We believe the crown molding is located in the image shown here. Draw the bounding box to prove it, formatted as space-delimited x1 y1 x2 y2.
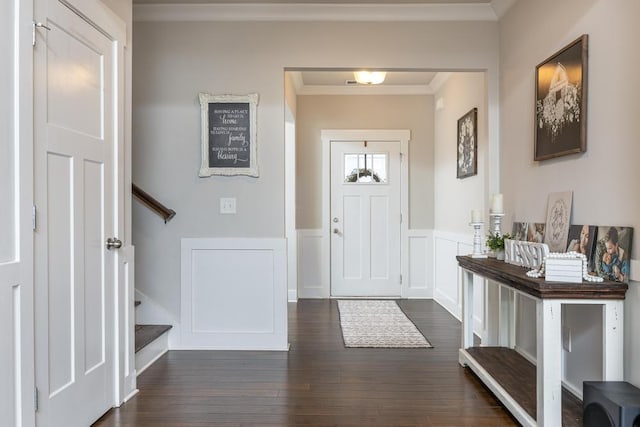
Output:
490 0 518 19
134 3 502 22
428 72 452 93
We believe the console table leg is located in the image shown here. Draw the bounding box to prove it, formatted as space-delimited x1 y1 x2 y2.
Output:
602 300 624 380
461 269 474 351
536 299 562 426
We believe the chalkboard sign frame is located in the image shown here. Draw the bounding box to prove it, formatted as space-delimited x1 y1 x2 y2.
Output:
198 93 259 177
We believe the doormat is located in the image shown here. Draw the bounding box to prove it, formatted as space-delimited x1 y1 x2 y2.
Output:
337 300 432 348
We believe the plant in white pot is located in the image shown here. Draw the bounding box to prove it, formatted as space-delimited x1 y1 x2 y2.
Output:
486 232 512 260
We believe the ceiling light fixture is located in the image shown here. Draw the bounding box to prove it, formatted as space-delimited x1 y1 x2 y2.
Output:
353 71 386 85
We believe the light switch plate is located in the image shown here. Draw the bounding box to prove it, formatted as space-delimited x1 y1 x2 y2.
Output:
220 197 236 214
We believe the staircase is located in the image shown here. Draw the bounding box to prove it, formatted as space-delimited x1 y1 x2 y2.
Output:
135 300 172 374
132 184 175 374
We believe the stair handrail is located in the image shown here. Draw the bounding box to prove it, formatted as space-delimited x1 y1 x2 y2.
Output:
132 183 176 223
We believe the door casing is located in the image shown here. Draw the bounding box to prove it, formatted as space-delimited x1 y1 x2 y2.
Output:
321 129 410 299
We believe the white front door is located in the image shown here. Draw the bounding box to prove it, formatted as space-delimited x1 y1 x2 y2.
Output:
34 1 118 425
330 141 402 297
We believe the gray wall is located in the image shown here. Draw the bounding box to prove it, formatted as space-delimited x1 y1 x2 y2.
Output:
295 94 434 230
132 20 499 316
500 0 640 389
433 72 486 234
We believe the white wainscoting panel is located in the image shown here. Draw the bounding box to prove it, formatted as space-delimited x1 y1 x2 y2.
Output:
297 230 328 298
433 230 485 338
180 238 288 350
298 229 433 299
404 229 433 298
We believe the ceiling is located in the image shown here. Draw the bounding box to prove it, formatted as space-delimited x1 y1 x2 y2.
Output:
300 71 438 86
290 70 460 96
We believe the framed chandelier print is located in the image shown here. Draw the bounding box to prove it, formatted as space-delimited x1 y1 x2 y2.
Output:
534 35 588 161
457 107 477 179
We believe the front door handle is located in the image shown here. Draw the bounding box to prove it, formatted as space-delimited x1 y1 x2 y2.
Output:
106 237 122 250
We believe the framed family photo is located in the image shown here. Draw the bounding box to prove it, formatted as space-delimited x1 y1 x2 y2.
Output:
456 107 477 179
534 35 588 161
199 93 259 177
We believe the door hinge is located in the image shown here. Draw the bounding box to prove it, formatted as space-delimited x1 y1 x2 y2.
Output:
32 21 51 47
32 205 37 231
34 387 39 412
400 213 403 224
400 274 403 285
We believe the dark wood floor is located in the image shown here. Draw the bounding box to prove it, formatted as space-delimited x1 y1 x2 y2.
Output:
467 347 582 426
95 299 519 426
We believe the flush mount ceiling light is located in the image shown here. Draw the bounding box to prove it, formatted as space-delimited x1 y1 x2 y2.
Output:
353 71 387 85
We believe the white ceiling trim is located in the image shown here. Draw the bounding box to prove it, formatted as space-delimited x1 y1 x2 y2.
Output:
490 0 517 19
428 72 452 93
133 3 501 22
297 84 434 96
289 71 304 94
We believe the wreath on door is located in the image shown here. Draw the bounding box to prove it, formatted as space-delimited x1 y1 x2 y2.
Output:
346 168 381 183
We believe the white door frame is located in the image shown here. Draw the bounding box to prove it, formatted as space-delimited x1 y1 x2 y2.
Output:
321 129 410 298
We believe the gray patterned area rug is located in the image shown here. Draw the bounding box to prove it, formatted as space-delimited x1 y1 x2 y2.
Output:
337 300 432 348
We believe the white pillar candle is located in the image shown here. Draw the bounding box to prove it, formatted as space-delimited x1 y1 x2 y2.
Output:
491 193 504 214
471 209 482 223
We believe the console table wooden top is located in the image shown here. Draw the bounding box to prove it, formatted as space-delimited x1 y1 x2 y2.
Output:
456 255 628 300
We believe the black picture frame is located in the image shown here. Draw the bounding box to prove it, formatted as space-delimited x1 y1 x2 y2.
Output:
534 35 588 161
456 107 478 179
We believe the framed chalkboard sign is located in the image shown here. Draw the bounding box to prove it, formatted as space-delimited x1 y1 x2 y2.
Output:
199 93 259 177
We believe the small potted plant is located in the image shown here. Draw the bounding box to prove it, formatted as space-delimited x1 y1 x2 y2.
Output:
486 232 512 260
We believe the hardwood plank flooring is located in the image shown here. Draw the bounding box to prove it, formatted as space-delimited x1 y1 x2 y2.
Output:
467 347 583 426
95 300 520 426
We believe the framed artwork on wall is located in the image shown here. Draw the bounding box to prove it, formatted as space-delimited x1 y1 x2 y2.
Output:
534 35 588 161
456 107 477 179
199 93 259 177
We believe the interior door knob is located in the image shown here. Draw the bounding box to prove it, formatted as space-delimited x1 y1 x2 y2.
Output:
106 237 122 250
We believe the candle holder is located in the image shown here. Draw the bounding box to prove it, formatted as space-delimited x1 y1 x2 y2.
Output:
469 222 487 258
489 212 505 237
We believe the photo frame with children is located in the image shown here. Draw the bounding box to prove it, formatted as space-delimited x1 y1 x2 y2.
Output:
592 226 633 283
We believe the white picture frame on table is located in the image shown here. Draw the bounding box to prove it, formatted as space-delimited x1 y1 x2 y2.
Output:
544 191 573 252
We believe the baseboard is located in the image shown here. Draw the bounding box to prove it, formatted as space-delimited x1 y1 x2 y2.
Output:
434 288 461 321
562 379 583 400
288 289 298 302
514 345 537 365
122 388 139 403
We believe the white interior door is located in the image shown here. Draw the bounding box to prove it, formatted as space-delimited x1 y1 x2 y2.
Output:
34 1 118 425
330 141 401 297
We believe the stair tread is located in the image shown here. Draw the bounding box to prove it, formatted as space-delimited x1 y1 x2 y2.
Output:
135 324 172 353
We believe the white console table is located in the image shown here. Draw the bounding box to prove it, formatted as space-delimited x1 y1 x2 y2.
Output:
456 256 627 427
